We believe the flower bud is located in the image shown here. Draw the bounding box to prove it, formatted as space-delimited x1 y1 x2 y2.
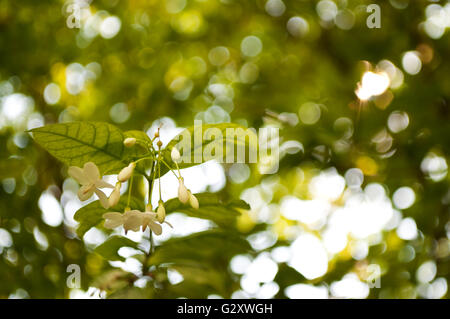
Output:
171 147 181 163
177 178 189 204
123 137 136 147
118 162 136 182
156 200 166 223
157 140 163 148
145 203 153 212
188 191 199 209
108 182 121 207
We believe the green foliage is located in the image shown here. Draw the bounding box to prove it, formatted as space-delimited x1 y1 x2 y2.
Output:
148 229 251 266
27 119 253 298
164 193 249 227
31 122 137 175
1 0 449 300
160 123 258 176
94 236 139 261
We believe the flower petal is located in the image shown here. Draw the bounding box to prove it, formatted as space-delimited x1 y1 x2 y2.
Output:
108 185 121 208
94 188 109 209
68 166 89 185
103 212 123 229
95 180 115 189
83 162 100 183
78 184 94 201
123 211 143 232
149 221 162 235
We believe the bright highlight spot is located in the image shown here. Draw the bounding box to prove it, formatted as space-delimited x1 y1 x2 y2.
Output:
43 83 61 105
402 51 422 75
100 16 121 39
289 233 328 280
355 71 390 101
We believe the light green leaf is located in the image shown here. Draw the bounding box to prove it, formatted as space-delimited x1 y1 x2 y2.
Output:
94 236 139 261
30 122 148 175
163 193 250 227
74 196 144 238
160 123 258 176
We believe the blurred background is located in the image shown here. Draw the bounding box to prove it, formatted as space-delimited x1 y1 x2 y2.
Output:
0 0 449 299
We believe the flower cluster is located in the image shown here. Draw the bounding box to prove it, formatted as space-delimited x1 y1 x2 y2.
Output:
68 133 199 236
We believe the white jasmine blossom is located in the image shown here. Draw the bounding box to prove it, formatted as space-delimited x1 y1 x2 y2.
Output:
68 162 114 208
122 210 143 234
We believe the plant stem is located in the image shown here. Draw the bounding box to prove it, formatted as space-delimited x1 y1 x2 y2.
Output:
127 174 133 207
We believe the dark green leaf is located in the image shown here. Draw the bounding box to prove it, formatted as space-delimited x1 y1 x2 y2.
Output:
94 236 139 261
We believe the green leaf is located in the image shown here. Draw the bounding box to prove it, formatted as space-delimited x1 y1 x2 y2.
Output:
160 123 258 176
148 229 251 266
164 193 250 227
94 236 139 261
30 122 148 175
74 196 144 238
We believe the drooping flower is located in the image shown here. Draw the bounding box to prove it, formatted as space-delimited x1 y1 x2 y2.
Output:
68 162 114 208
188 191 199 209
108 182 121 207
177 177 189 204
156 200 166 223
122 210 143 234
118 162 136 183
103 210 144 234
123 137 136 147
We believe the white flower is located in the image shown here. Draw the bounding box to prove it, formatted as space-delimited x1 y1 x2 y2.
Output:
156 200 166 223
118 162 136 182
178 177 189 204
123 137 136 147
122 210 143 233
102 205 172 235
171 147 181 163
68 162 114 208
188 191 199 209
103 210 143 234
108 182 121 207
